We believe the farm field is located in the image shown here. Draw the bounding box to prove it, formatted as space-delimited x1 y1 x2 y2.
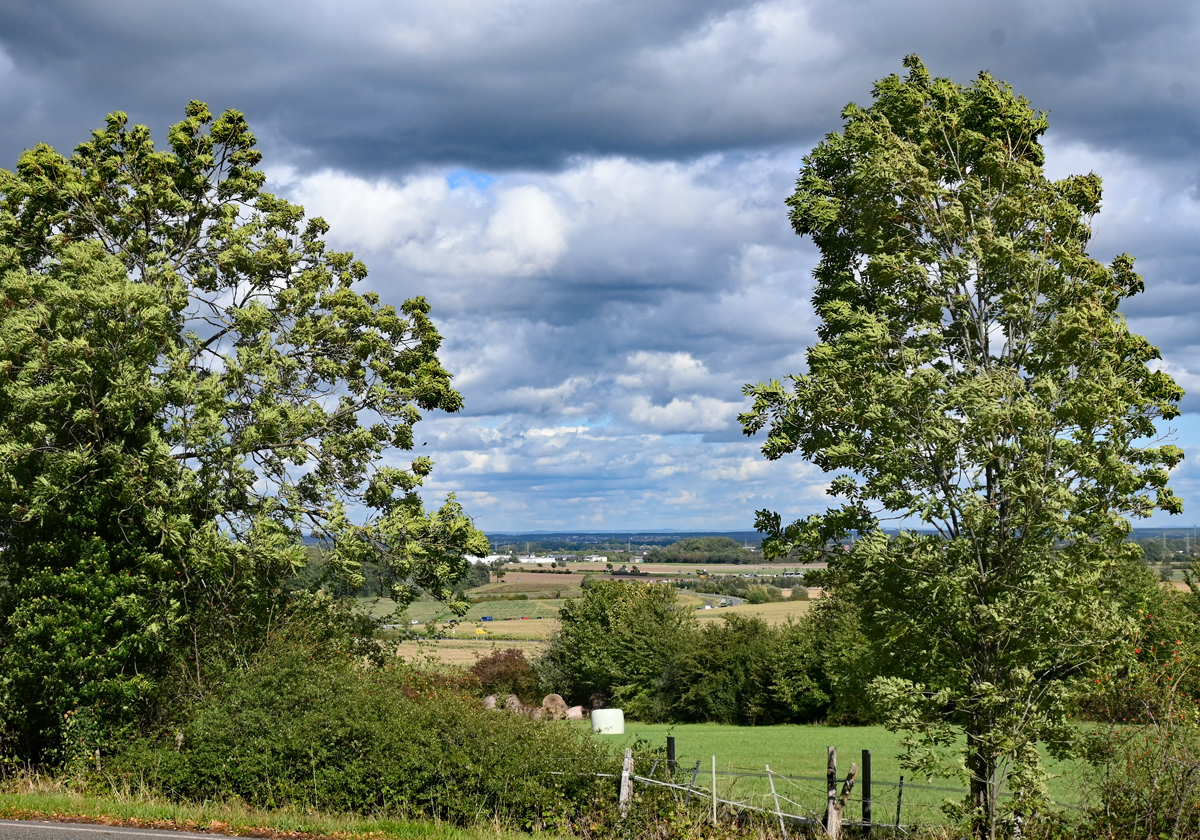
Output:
390 638 548 665
367 595 813 641
556 562 824 576
360 596 568 624
588 722 1085 824
695 600 812 625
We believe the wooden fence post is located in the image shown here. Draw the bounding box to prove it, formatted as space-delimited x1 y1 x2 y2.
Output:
667 735 676 772
826 747 837 838
685 759 700 806
896 776 905 830
825 747 859 840
862 749 872 837
619 748 633 815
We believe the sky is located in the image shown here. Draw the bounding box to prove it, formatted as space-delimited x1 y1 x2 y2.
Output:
2 0 1200 532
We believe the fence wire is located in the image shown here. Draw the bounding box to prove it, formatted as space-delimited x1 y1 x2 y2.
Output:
563 751 1083 833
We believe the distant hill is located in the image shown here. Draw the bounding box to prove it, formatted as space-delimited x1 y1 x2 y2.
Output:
485 530 762 552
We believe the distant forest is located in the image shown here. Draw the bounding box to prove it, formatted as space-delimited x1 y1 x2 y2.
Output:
486 530 763 553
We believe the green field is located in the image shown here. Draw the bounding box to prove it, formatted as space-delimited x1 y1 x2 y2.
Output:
587 723 1086 825
360 596 567 624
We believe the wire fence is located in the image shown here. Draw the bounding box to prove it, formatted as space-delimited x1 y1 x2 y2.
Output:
555 748 1084 835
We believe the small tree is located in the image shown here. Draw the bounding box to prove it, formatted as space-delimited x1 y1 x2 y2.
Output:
742 57 1183 838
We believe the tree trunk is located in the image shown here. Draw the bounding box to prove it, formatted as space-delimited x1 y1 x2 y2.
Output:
967 729 998 840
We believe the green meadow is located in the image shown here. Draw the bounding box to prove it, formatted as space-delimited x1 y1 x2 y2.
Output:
588 722 1087 825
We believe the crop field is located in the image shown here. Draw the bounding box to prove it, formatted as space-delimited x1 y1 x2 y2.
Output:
473 578 583 596
366 594 813 641
390 638 548 665
554 561 824 575
695 600 812 625
587 722 1086 824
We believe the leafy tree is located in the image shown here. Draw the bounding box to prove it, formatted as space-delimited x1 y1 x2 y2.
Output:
645 536 754 564
742 57 1183 838
660 613 777 725
539 580 695 717
0 104 486 759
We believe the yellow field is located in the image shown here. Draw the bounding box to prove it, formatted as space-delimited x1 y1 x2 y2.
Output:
695 599 812 625
391 637 548 666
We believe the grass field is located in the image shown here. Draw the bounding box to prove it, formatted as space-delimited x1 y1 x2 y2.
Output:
587 722 1086 824
361 596 567 624
0 789 545 840
391 638 548 665
695 600 812 625
363 591 812 637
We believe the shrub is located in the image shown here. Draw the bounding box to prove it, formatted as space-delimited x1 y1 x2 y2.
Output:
1079 602 1200 838
113 643 612 828
470 648 541 703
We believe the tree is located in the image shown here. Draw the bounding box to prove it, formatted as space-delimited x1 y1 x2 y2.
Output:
540 580 695 717
741 57 1183 838
0 104 487 759
644 536 755 564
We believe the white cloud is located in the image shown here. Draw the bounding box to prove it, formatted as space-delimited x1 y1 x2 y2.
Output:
628 395 744 432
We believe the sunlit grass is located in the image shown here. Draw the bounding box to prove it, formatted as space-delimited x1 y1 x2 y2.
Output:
0 776 558 840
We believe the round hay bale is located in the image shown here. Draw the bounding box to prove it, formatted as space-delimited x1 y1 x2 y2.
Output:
542 693 569 719
566 705 584 720
529 706 544 721
504 694 522 712
483 694 498 710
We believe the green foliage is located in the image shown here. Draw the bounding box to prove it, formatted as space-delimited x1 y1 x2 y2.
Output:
742 56 1183 837
113 641 610 828
0 104 486 761
540 583 869 725
469 648 541 704
644 537 755 564
675 574 807 600
659 614 777 724
539 581 695 715
1079 595 1200 838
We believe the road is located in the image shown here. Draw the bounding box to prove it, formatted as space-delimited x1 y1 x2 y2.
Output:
0 822 233 840
691 592 744 606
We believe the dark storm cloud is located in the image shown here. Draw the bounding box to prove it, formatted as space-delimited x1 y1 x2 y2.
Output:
4 0 1197 177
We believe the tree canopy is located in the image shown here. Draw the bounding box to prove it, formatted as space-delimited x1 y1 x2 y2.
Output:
644 536 755 564
0 103 487 759
741 57 1182 838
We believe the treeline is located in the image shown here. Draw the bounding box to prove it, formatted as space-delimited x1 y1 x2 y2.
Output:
537 580 870 725
645 536 757 564
675 574 809 602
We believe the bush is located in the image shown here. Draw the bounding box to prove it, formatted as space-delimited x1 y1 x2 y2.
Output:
1079 600 1200 838
113 642 612 828
470 648 541 703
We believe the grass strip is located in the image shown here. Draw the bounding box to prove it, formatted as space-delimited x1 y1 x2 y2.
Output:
0 789 552 840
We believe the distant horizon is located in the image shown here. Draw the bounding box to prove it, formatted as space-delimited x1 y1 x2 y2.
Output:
483 527 1200 538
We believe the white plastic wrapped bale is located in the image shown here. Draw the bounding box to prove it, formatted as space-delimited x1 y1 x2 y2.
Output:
591 708 624 734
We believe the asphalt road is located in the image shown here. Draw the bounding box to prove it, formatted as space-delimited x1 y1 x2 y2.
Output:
0 822 232 840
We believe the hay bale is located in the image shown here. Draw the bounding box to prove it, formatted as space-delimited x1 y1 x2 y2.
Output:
542 693 569 719
566 705 584 720
504 694 522 712
483 694 498 710
529 706 544 721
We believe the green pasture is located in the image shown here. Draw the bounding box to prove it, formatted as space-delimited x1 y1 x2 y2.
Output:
360 596 568 624
588 723 1086 825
